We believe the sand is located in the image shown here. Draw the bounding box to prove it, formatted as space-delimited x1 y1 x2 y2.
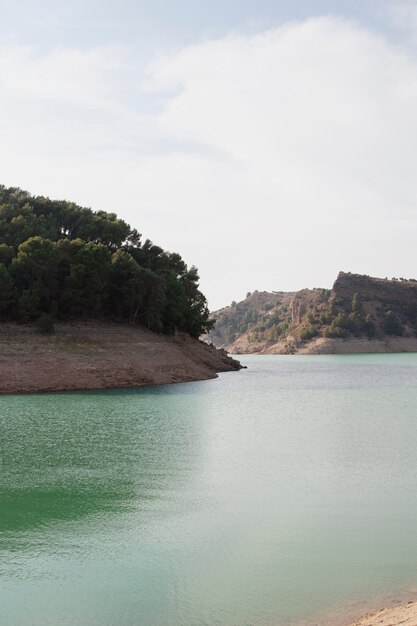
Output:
0 321 241 394
350 602 417 625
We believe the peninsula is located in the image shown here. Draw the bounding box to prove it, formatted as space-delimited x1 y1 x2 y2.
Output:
0 185 240 393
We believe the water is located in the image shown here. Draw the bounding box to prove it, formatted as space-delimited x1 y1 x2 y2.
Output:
2 354 417 625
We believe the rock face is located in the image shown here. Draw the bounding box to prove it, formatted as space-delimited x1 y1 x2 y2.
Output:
209 272 417 354
0 322 242 394
331 271 417 306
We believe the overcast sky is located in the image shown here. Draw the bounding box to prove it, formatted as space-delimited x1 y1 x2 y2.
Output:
1 1 417 310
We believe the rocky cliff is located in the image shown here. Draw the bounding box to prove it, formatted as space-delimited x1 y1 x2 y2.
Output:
209 272 417 354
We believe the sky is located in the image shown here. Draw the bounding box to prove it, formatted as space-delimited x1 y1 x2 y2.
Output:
1 1 417 310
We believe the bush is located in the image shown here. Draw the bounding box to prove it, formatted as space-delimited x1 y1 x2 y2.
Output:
300 325 318 341
364 314 376 338
324 323 348 338
383 311 403 336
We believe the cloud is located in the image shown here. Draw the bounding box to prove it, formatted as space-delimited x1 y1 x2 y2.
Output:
388 2 417 38
0 45 127 110
2 16 417 308
147 18 417 210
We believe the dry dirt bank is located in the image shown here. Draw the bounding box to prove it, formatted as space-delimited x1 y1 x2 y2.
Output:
0 322 241 394
229 336 417 355
298 336 417 354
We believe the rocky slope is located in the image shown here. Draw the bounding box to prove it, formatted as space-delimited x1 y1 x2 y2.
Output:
209 272 417 354
0 322 241 394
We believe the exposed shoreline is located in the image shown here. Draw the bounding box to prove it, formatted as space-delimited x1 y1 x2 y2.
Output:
349 601 417 625
0 322 241 395
293 589 417 626
228 336 417 355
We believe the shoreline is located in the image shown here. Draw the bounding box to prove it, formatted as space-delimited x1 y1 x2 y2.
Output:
0 374 227 397
292 588 417 626
0 321 241 395
225 336 417 355
350 601 417 625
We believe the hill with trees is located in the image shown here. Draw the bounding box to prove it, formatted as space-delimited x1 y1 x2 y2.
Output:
0 184 243 393
209 272 417 354
0 185 213 338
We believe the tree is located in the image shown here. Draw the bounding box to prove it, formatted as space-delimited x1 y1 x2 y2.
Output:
61 243 112 316
0 264 14 320
0 184 214 338
383 310 403 336
12 237 60 317
351 292 362 314
0 244 15 265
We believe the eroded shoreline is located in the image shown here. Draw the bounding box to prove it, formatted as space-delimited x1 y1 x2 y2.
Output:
0 322 241 394
229 336 417 355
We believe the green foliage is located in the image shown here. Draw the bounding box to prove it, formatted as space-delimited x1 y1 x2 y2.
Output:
0 244 14 264
351 292 362 314
364 314 376 337
325 315 349 338
0 185 212 337
300 325 318 341
383 310 403 336
0 263 14 319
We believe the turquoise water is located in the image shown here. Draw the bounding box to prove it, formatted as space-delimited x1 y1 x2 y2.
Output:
2 354 417 625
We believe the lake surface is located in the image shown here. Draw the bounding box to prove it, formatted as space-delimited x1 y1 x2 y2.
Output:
2 354 417 625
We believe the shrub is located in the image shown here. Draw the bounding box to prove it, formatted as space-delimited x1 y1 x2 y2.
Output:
383 310 403 336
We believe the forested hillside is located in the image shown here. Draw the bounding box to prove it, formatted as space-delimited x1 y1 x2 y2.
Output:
0 185 212 338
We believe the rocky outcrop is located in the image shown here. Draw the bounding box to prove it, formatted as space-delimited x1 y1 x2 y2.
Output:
331 271 417 309
209 272 417 354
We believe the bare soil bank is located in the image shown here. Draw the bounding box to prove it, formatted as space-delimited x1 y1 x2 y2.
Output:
0 322 241 394
230 336 417 355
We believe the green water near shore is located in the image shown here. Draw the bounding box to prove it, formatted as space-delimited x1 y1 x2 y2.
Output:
2 354 417 625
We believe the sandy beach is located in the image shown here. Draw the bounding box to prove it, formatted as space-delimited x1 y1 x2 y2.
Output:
350 601 417 625
292 590 417 626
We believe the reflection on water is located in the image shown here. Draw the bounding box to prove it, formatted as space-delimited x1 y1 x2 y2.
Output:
1 355 417 625
1 389 200 534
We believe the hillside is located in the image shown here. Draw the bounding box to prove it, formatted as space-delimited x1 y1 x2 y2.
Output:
209 272 417 354
0 185 213 337
0 185 241 391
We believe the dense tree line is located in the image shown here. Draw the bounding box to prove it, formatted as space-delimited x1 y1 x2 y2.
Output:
0 185 213 337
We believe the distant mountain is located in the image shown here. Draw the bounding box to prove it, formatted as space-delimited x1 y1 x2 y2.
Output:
209 272 417 354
